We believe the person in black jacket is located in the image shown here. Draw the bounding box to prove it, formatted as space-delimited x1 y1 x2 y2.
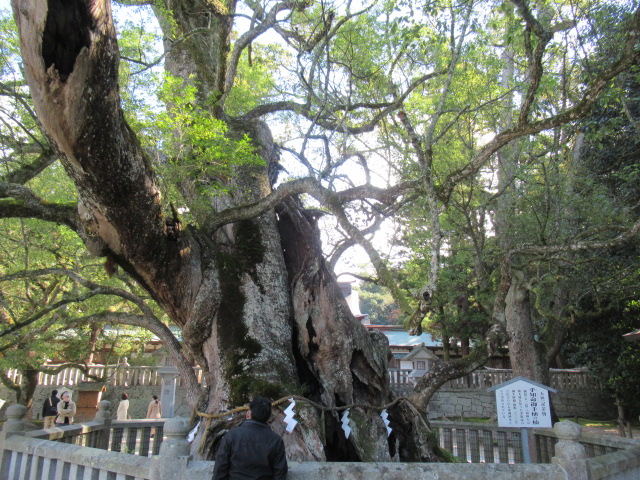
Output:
213 397 287 480
42 390 60 429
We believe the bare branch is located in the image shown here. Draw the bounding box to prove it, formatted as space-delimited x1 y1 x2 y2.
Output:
239 72 444 133
222 0 310 103
0 183 78 230
508 217 640 258
204 177 419 233
0 151 59 185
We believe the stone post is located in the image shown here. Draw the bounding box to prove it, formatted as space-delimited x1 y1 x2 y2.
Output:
158 365 180 418
93 400 112 450
0 404 27 441
0 404 28 474
150 417 192 480
551 420 589 480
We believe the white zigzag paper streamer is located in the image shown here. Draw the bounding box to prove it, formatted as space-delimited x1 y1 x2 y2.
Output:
341 409 351 439
283 398 298 433
187 421 200 443
380 409 392 437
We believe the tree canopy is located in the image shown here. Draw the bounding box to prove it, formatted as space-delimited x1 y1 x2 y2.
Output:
1 0 639 461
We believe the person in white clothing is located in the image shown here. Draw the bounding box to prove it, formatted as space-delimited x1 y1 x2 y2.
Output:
117 392 130 420
56 391 76 425
146 395 162 419
147 394 162 437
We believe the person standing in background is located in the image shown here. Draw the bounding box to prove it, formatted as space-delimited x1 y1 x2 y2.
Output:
56 391 76 425
117 393 130 420
146 395 162 419
42 389 60 429
147 394 162 437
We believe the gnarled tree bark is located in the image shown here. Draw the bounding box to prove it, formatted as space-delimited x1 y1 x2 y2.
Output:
11 0 437 461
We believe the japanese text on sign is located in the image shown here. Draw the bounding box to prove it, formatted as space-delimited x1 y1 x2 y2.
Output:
495 380 552 428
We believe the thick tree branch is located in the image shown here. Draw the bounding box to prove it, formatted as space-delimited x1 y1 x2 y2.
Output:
409 344 490 410
239 71 444 133
88 311 202 403
38 362 103 382
204 176 418 233
0 265 203 401
0 183 78 230
508 217 640 258
0 151 58 185
222 0 310 103
438 8 640 204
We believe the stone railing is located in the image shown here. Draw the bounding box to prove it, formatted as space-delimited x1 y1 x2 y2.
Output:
430 420 636 466
2 401 640 479
8 366 598 392
431 421 527 463
5 365 206 388
7 401 165 457
388 368 601 391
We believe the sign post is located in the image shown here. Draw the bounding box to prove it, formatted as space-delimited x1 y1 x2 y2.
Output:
487 376 557 463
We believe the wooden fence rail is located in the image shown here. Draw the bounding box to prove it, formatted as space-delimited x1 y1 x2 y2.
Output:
389 368 601 391
5 365 205 388
6 365 599 392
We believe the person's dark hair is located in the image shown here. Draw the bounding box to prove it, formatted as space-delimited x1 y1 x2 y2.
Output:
152 395 158 403
249 397 272 423
51 390 58 396
121 393 128 400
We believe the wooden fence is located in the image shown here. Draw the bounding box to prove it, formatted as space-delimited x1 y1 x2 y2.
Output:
5 366 600 392
389 368 601 391
4 365 205 388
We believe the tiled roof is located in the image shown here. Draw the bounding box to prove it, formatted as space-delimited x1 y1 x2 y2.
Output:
365 325 441 347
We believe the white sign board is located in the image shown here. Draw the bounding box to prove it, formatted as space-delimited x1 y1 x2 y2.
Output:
494 379 552 428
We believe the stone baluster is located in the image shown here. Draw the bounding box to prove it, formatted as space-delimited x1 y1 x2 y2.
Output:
0 404 28 474
150 417 192 480
0 405 27 441
551 420 589 480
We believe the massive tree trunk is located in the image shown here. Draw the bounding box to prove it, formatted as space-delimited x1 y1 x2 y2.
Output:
504 269 549 384
21 369 39 419
12 0 438 462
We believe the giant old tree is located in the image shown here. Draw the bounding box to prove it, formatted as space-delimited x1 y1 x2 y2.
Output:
5 0 640 461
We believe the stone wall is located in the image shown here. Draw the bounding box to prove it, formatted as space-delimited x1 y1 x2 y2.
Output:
427 388 616 420
0 384 192 421
0 382 615 422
